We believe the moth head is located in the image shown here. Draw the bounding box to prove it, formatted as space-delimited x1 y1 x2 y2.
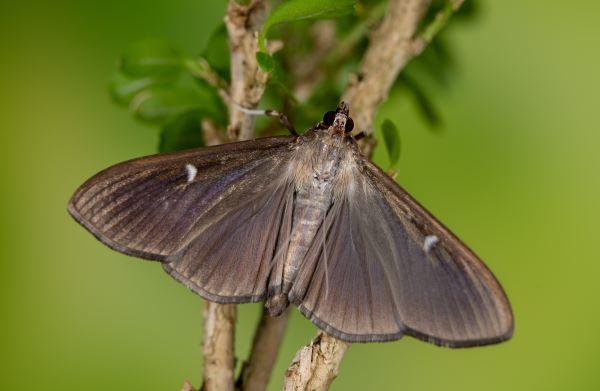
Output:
323 101 354 135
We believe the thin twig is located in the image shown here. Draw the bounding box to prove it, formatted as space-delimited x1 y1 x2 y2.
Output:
235 308 291 391
225 0 270 141
202 302 236 391
181 379 197 391
186 57 231 105
282 332 349 391
291 21 337 101
412 0 465 55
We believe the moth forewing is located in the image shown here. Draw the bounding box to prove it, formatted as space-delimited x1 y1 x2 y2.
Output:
68 136 298 297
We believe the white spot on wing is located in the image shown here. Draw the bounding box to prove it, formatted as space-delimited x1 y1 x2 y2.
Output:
185 164 197 183
423 235 439 253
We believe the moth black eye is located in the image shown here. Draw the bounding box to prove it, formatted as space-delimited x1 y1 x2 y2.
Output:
345 117 354 133
323 111 336 126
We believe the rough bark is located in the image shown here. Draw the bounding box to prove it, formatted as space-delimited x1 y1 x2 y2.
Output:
225 0 270 141
282 333 349 391
201 302 236 391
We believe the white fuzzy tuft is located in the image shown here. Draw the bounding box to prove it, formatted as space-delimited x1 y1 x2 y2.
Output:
423 235 439 253
185 164 197 183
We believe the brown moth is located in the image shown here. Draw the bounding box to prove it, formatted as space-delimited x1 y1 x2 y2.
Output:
68 102 513 347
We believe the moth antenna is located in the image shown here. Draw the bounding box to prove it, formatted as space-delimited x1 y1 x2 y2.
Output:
306 121 327 133
231 102 266 116
231 101 298 136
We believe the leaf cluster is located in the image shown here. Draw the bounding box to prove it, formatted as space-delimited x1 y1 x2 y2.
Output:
109 38 226 152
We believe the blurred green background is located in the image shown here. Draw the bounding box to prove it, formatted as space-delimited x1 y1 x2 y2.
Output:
1 0 599 390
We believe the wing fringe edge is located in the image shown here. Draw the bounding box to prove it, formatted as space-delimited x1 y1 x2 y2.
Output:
67 203 165 261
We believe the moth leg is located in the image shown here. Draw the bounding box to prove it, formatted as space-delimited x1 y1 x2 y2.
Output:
354 132 366 140
265 110 298 136
233 104 298 136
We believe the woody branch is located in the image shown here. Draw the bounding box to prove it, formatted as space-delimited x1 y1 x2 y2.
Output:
181 1 272 391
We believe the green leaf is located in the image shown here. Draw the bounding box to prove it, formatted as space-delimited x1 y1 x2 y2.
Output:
260 0 356 49
119 39 185 77
256 52 283 83
381 119 401 167
108 72 178 106
256 51 277 73
159 110 205 153
131 84 225 124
